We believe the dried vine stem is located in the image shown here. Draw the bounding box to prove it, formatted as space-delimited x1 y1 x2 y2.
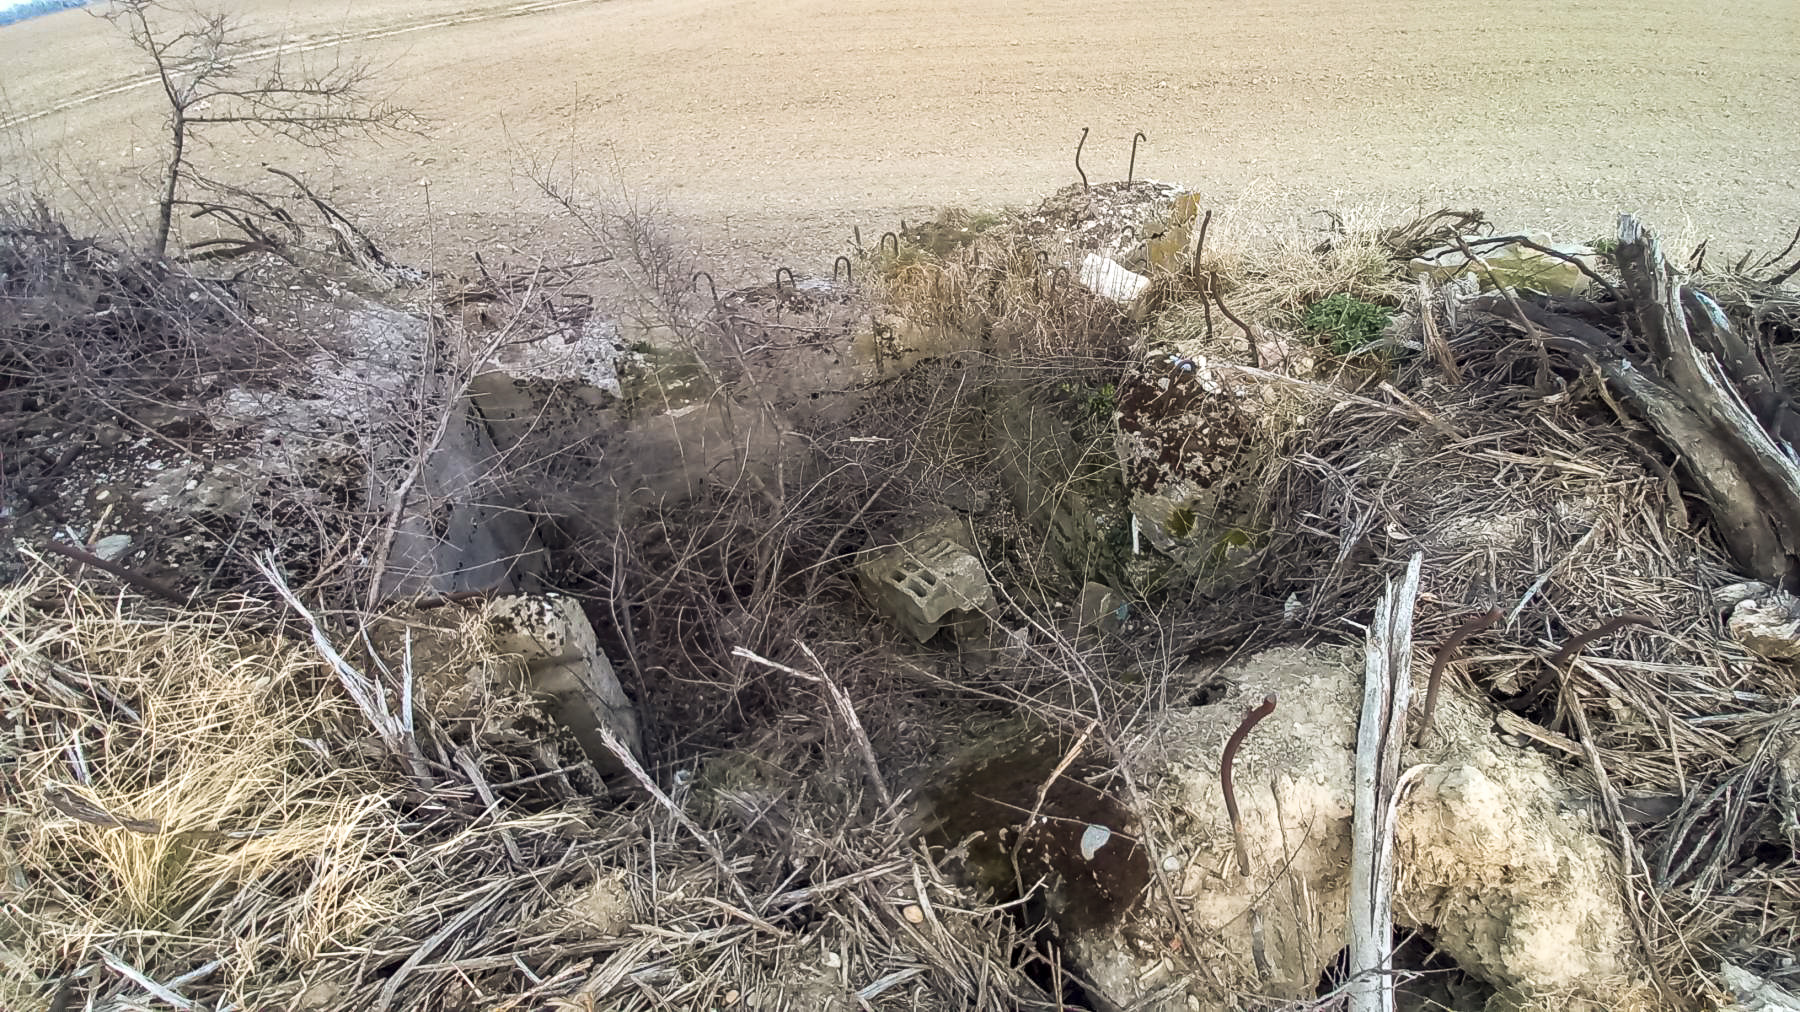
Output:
1221 693 1277 878
1414 608 1502 746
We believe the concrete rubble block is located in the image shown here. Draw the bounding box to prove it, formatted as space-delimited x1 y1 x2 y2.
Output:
1144 192 1203 272
1408 233 1600 297
484 594 643 768
855 518 996 642
1065 645 1656 1012
204 300 547 599
1073 581 1128 636
1078 253 1151 303
1728 586 1800 660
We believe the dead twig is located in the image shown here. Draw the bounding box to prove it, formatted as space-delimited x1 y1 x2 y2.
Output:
733 644 895 812
42 541 189 606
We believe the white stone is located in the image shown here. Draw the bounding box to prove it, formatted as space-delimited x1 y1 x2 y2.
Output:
92 535 132 562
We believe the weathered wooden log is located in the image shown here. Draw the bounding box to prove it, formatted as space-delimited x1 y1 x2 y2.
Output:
1613 216 1800 588
1467 216 1800 587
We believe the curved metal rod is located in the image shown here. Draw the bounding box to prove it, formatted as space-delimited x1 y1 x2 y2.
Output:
692 271 719 305
1036 250 1050 270
1118 225 1137 248
1075 126 1090 191
1128 131 1148 183
1050 266 1071 297
775 267 796 298
833 255 853 284
879 232 900 257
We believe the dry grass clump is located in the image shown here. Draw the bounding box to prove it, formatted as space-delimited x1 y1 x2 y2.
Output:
1207 224 1410 330
1 559 1059 1011
0 566 573 1009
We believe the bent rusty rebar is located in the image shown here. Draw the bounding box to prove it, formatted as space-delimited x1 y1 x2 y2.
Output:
691 271 719 306
1414 608 1502 746
1223 694 1278 878
1128 130 1148 183
1075 126 1090 191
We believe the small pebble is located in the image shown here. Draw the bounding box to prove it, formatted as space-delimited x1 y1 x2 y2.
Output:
902 904 925 924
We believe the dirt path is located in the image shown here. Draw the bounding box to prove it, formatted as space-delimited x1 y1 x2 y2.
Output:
6 0 1798 281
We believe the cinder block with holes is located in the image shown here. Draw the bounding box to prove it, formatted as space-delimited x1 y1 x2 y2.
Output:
855 520 995 642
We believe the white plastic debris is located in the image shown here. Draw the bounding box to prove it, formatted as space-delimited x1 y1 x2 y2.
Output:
1078 254 1150 302
1080 823 1114 861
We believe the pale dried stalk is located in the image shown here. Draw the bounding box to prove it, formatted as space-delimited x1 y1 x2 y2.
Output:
593 722 755 908
734 643 894 811
1348 552 1422 1012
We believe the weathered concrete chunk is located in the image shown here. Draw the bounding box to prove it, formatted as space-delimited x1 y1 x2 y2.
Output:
1066 645 1655 1012
366 591 642 782
485 594 643 766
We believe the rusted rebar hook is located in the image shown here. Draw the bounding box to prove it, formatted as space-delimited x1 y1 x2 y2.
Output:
878 232 900 258
1075 126 1091 192
691 271 719 306
833 256 853 285
1127 131 1148 184
774 267 796 302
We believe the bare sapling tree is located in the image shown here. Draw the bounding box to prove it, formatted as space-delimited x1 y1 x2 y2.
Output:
102 0 418 257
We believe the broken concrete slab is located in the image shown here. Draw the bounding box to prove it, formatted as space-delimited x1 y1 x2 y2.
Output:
1408 233 1600 297
1066 645 1656 1012
485 593 642 768
367 591 642 780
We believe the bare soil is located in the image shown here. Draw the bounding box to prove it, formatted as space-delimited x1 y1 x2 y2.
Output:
4 0 1799 279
